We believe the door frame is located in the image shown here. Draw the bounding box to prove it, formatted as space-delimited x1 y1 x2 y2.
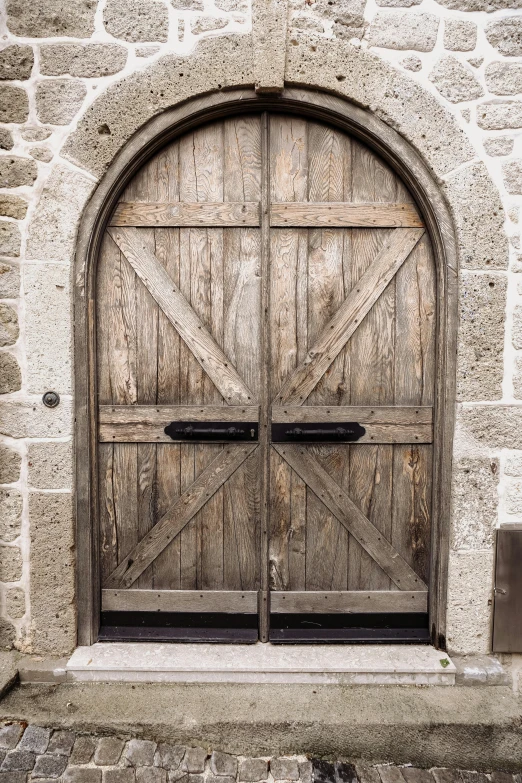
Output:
74 88 458 648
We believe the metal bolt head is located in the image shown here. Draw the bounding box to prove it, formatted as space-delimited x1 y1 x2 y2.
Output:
42 391 60 408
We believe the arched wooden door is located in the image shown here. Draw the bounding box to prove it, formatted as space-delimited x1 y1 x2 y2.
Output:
96 112 435 643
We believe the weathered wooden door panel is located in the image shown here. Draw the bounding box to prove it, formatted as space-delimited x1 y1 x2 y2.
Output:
97 117 263 610
267 115 435 616
95 111 436 640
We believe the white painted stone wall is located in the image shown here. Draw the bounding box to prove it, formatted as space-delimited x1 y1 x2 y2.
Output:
0 0 521 657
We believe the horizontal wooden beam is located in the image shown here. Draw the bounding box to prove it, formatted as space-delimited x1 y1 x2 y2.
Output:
102 589 259 613
270 590 428 614
272 406 433 424
110 202 260 227
270 203 423 228
99 405 260 441
271 406 433 444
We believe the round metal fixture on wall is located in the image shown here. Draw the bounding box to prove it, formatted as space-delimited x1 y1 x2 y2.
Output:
42 391 60 408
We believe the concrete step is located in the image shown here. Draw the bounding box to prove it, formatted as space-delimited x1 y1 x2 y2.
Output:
65 643 456 685
2 679 522 771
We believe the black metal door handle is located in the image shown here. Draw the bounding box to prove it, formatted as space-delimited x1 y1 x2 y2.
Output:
164 421 258 441
271 422 365 443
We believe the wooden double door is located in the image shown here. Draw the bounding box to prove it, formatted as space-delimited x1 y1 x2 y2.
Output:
96 111 436 643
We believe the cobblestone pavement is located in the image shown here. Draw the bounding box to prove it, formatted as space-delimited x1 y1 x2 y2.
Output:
0 723 521 783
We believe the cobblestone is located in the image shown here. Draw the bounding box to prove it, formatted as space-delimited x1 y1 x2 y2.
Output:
0 724 521 783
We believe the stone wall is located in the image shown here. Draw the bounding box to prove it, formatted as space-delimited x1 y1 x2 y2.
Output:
0 0 521 657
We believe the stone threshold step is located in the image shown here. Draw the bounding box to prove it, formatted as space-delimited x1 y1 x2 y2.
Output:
66 643 455 684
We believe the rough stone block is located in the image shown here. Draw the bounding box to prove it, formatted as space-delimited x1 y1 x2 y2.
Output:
70 737 96 765
155 744 185 770
0 399 72 438
27 164 94 263
486 18 522 56
40 44 128 78
443 162 508 270
477 102 522 130
0 544 22 582
505 476 522 515
0 353 21 394
436 0 522 8
503 160 522 195
429 56 483 103
125 740 157 767
22 127 52 142
0 618 15 649
171 0 204 7
136 46 161 57
29 147 53 163
457 272 506 400
0 45 34 80
36 79 87 125
210 751 237 777
0 85 28 123
0 723 23 750
104 770 136 783
0 262 19 298
182 748 207 773
484 137 514 157
0 196 28 220
0 305 19 347
459 406 522 449
446 550 494 654
1 749 36 770
513 304 522 349
29 492 75 655
239 760 268 782
6 588 24 618
191 16 229 34
485 62 522 96
444 19 477 51
375 0 422 6
207 777 235 783
47 730 75 756
513 356 522 400
400 55 422 71
369 12 439 51
6 0 96 37
271 759 300 780
24 264 72 393
0 221 21 257
0 771 25 783
94 737 125 766
64 769 102 783
0 156 37 188
0 130 13 150
451 457 499 550
136 770 167 783
0 450 21 486
0 490 22 541
32 752 68 778
104 0 169 42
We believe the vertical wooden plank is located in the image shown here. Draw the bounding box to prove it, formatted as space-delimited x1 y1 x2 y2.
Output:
268 115 308 600
154 141 183 589
98 443 116 584
305 121 350 590
223 116 263 592
179 120 226 590
348 138 395 591
392 220 436 583
126 150 159 590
